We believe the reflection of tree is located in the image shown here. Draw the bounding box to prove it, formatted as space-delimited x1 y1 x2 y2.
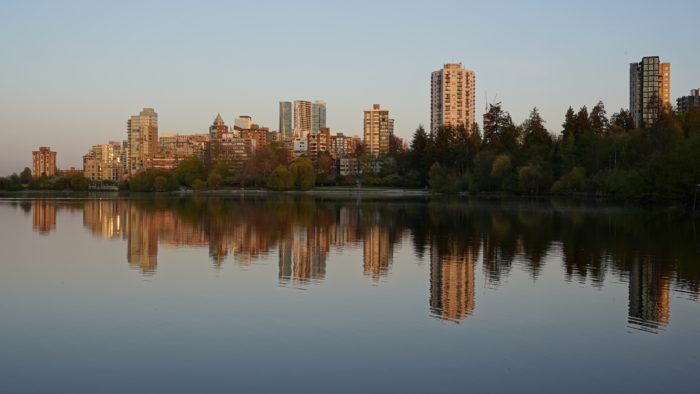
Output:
32 196 700 329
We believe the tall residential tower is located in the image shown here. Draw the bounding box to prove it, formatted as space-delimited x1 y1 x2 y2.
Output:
363 104 391 156
293 100 312 138
629 56 670 128
279 101 292 139
311 100 327 134
127 108 158 176
431 63 476 135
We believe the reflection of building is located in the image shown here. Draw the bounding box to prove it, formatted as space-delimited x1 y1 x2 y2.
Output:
83 199 126 238
126 204 158 274
629 56 670 128
628 257 670 332
32 147 57 178
429 245 476 323
32 200 56 234
362 226 392 281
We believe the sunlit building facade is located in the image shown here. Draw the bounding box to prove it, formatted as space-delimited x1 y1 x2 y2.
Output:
431 63 476 135
629 56 671 128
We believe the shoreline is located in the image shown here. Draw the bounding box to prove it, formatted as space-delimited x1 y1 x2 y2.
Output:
0 187 693 211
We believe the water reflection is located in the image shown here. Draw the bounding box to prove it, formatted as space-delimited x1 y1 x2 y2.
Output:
20 196 700 332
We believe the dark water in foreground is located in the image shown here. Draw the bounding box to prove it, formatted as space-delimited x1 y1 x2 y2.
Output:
1 196 699 393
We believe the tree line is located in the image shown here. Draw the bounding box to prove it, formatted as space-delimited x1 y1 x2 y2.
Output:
2 103 699 202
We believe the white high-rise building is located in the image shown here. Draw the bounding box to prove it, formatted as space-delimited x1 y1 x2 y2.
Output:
431 63 475 135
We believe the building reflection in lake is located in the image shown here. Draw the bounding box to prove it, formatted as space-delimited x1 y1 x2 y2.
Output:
32 200 56 234
429 244 477 323
28 197 700 331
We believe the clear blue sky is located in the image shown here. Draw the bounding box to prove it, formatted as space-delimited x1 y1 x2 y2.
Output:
0 0 698 172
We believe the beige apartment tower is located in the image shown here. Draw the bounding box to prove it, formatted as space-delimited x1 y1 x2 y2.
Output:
293 100 312 138
363 104 391 156
431 63 476 135
32 147 57 178
127 108 158 175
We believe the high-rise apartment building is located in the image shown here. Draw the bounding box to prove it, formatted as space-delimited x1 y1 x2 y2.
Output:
363 104 391 156
677 89 700 113
431 63 476 135
32 146 57 178
127 108 158 175
279 101 293 139
293 100 312 138
629 56 671 128
311 100 327 134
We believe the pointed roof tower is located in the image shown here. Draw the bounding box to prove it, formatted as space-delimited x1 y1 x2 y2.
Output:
213 113 225 125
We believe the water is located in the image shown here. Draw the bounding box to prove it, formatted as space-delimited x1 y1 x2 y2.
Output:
1 195 699 393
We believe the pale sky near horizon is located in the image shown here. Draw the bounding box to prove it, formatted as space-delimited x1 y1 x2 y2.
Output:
0 0 698 172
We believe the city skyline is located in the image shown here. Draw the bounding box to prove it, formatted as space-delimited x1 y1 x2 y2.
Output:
1 1 699 172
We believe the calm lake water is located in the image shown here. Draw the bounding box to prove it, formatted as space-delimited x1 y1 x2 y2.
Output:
1 195 699 393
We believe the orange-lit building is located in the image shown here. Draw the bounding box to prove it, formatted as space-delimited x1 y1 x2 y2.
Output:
32 147 57 178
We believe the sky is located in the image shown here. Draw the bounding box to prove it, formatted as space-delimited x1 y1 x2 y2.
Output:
0 0 698 172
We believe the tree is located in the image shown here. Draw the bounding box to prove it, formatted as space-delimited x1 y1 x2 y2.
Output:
207 172 223 189
289 158 316 191
266 165 295 191
428 163 456 193
174 155 204 187
518 164 546 194
69 174 89 191
154 176 168 192
20 167 32 184
317 152 335 174
482 102 517 152
589 101 608 135
491 154 512 178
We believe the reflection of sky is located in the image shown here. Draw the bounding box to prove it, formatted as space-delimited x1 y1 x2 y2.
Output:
1 202 699 392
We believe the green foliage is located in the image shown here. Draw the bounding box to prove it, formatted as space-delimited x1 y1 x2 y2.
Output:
174 155 205 187
20 167 32 184
429 163 457 193
266 165 295 191
289 158 316 191
207 172 223 189
69 174 89 191
491 154 512 178
154 176 168 192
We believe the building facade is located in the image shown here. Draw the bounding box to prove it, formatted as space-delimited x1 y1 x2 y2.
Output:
83 141 125 181
32 147 57 178
311 100 327 134
293 100 312 138
127 108 158 176
279 101 293 139
209 114 229 139
629 56 671 128
431 63 476 135
363 104 391 155
677 89 700 113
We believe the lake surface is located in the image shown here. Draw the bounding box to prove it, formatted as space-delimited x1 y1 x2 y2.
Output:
1 195 699 393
